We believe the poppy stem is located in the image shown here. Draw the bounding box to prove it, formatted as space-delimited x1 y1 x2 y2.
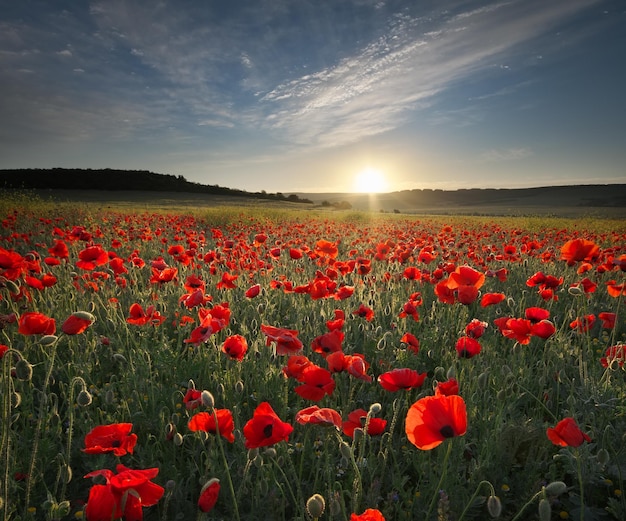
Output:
210 407 240 521
574 448 585 521
425 440 452 521
457 480 496 521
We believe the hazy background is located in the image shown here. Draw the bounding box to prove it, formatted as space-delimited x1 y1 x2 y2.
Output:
1 0 624 193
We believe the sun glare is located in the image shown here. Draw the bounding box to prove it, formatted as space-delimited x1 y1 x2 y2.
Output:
353 167 388 193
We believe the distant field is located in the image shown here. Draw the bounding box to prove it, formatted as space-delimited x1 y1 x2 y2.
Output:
20 185 626 219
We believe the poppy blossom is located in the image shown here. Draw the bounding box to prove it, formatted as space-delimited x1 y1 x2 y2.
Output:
342 409 387 438
405 394 467 450
480 292 505 307
261 324 303 355
188 410 235 443
600 344 626 368
435 377 459 396
350 508 386 520
560 239 600 265
311 329 344 357
126 303 166 326
400 332 420 353
326 309 345 331
314 239 339 259
294 365 336 401
295 405 342 429
455 336 481 358
607 280 625 298
598 312 616 329
183 388 203 410
0 248 26 280
245 283 261 298
76 245 109 271
546 417 591 447
82 423 138 456
18 311 56 336
61 312 95 335
465 319 487 339
243 402 293 449
569 314 596 333
221 334 248 361
282 355 314 380
198 478 220 513
216 271 238 289
84 464 164 521
353 304 375 322
378 368 427 392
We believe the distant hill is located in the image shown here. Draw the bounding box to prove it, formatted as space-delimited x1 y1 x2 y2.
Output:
0 168 313 204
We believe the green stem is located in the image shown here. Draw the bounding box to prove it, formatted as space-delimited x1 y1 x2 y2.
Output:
457 480 495 521
24 341 58 514
575 448 584 521
510 490 543 521
425 440 452 521
210 407 240 521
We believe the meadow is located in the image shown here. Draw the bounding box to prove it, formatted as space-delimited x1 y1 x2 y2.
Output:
0 192 625 521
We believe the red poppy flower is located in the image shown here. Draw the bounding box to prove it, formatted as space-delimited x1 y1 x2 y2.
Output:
334 284 355 300
295 405 342 429
188 410 235 443
311 329 344 357
378 368 427 392
455 336 481 358
405 394 467 450
283 355 314 379
61 312 95 335
243 402 293 449
600 344 626 368
525 307 550 323
560 239 600 265
82 423 138 456
261 324 303 355
48 240 69 259
465 319 487 339
494 317 533 345
0 344 8 359
344 353 372 382
598 312 616 329
221 334 248 361
546 417 591 447
179 288 211 309
150 266 178 284
126 303 166 326
183 389 203 410
400 332 420 353
216 271 238 289
76 245 109 271
435 377 459 396
314 239 339 259
198 478 220 513
350 508 386 520
531 320 556 339
480 292 505 307
84 464 164 521
326 309 345 331
245 283 261 298
569 314 596 332
18 311 56 336
607 280 625 298
353 304 375 322
399 292 422 321
342 409 387 438
294 365 336 401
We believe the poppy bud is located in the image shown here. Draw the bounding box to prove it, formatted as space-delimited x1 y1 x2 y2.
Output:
369 402 382 415
264 447 277 459
165 422 177 441
568 286 584 296
50 500 71 519
446 366 456 380
477 371 490 388
247 448 259 460
76 389 93 407
15 359 33 381
201 390 215 408
73 310 96 322
306 494 326 518
597 448 610 466
544 481 567 496
339 441 353 459
3 279 20 295
329 494 342 516
112 353 127 363
166 480 176 491
60 464 72 484
487 495 502 518
11 391 21 408
105 389 115 404
173 432 184 446
235 380 244 393
538 498 551 521
39 335 59 346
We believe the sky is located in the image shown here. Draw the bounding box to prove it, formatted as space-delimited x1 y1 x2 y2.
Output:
1 0 625 194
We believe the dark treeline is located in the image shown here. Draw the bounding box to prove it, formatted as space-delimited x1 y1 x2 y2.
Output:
0 168 313 204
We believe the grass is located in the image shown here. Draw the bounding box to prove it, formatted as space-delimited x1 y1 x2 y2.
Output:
0 192 624 521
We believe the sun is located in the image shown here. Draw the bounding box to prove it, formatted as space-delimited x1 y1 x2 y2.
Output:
353 167 388 193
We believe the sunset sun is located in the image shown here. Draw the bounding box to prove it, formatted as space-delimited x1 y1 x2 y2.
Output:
353 167 388 193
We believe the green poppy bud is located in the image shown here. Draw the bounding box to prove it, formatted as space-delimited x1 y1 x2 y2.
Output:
487 495 502 518
306 494 326 518
544 481 567 496
538 498 551 521
15 359 33 381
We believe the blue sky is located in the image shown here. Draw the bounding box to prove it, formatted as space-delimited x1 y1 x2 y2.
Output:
1 0 624 193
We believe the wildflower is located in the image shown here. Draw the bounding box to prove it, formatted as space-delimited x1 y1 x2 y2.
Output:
243 402 293 449
311 329 344 357
188 410 235 443
455 336 482 358
126 303 165 326
245 283 261 298
295 406 342 429
350 508 386 520
18 311 56 336
221 334 248 361
465 318 488 338
435 377 459 396
353 303 375 322
342 409 386 438
546 417 591 447
261 324 303 355
61 312 95 335
82 423 137 456
560 239 600 265
400 332 419 353
294 365 336 401
76 245 109 271
84 464 164 521
600 344 626 368
198 478 220 513
378 368 427 392
405 394 467 450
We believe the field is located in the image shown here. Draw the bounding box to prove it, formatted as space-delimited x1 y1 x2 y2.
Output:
1 191 625 521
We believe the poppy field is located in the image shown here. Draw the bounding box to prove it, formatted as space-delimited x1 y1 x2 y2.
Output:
1 195 625 521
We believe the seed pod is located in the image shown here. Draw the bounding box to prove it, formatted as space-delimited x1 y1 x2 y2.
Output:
538 498 551 521
306 494 326 518
544 481 567 496
487 495 502 518
39 335 59 346
15 359 33 381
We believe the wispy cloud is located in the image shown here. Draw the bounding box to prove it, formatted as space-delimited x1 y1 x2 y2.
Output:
479 147 534 162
